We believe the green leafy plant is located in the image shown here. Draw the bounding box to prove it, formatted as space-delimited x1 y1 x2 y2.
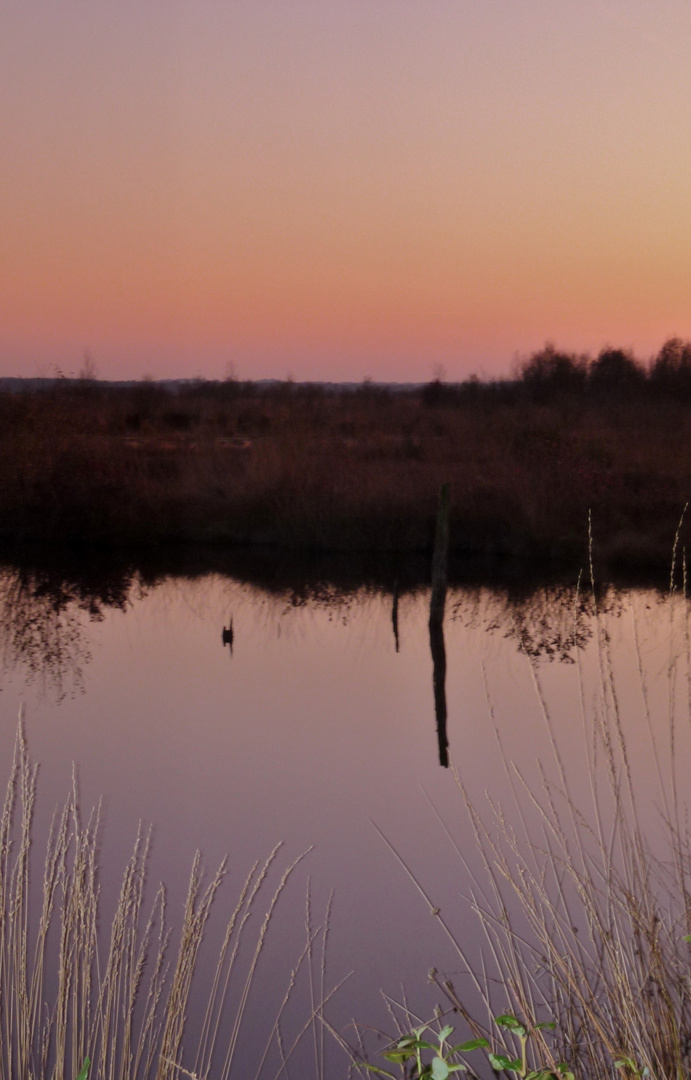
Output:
76 1059 91 1080
366 1015 574 1080
489 1014 572 1079
363 1022 485 1079
612 1058 650 1079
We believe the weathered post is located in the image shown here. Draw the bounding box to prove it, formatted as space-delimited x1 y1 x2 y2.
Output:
429 483 450 627
429 483 450 767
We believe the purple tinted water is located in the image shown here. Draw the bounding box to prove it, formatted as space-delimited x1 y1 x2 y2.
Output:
0 567 687 1075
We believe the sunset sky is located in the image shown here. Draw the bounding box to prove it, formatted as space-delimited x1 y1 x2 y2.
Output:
2 1 691 382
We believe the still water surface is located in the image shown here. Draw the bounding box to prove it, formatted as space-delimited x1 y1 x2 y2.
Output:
0 552 687 1072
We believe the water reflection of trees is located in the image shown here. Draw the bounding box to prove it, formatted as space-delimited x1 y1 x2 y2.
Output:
0 544 666 706
253 576 633 666
449 583 627 662
274 578 622 663
279 582 360 623
0 563 138 699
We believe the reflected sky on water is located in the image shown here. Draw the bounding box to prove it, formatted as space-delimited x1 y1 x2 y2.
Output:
0 551 688 1071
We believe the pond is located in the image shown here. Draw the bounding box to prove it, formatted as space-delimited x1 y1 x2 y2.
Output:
0 548 687 1078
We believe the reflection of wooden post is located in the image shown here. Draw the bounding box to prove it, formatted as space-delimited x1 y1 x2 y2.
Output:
429 483 450 767
430 483 450 626
429 619 449 767
392 577 400 653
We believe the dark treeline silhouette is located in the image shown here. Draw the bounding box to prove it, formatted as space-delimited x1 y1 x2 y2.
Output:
417 337 691 405
513 338 691 403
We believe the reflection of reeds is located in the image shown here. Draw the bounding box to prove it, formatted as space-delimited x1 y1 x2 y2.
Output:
0 567 100 698
0 723 342 1080
372 579 691 1078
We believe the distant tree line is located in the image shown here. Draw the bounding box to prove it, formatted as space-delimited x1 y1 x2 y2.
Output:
5 337 691 407
512 337 691 401
421 337 691 405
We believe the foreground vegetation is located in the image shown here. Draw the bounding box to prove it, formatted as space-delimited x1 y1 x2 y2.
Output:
0 726 341 1080
363 555 691 1080
3 338 691 566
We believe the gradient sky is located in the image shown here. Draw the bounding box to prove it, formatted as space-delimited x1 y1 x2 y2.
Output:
2 1 691 381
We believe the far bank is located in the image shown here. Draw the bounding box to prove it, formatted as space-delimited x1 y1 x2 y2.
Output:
2 354 691 571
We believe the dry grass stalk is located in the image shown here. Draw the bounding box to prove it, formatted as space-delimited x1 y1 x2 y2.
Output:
372 562 691 1079
0 723 340 1080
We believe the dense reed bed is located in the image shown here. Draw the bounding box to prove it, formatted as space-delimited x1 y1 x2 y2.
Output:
0 724 342 1080
3 339 691 565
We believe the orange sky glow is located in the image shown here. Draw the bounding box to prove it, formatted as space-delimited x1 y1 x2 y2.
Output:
2 1 691 381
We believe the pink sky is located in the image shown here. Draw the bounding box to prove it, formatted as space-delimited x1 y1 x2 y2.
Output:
2 1 691 382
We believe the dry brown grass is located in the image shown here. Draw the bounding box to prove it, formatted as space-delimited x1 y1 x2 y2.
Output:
1 375 691 565
0 721 343 1080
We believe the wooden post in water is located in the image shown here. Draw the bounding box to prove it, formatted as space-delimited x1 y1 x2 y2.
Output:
429 483 450 767
429 483 450 627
